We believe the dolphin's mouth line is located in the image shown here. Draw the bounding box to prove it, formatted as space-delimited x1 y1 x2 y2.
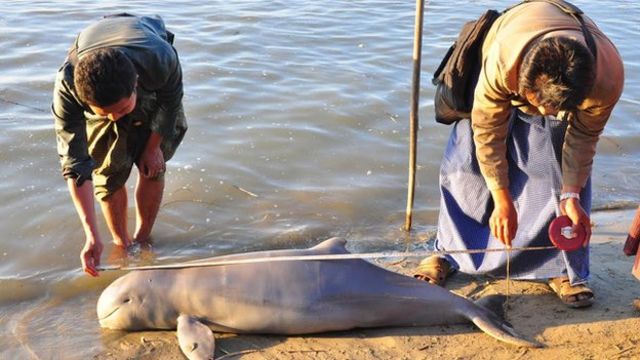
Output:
99 306 120 321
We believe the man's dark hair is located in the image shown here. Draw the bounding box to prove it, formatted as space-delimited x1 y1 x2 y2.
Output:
518 37 595 111
74 48 137 107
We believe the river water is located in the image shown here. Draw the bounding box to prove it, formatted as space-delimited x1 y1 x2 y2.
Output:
0 1 638 358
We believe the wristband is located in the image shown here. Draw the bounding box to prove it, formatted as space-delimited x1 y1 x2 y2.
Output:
560 192 580 201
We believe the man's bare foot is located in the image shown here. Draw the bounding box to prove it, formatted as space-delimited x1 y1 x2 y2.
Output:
132 236 153 251
112 237 132 248
125 237 155 265
107 245 130 268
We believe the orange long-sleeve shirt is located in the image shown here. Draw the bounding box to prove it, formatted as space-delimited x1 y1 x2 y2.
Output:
471 2 624 191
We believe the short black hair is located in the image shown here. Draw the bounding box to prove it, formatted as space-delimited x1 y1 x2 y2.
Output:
518 37 595 111
73 48 137 107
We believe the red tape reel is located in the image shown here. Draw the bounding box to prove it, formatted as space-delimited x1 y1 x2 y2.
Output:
548 215 586 251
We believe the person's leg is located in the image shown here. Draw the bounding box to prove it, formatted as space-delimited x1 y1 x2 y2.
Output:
133 173 164 243
545 115 593 308
130 101 186 243
414 119 488 286
99 186 132 247
431 119 492 274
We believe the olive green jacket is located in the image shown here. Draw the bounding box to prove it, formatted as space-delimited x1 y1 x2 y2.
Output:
52 14 184 183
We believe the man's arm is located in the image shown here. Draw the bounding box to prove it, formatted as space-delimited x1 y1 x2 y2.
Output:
471 47 514 192
562 103 617 189
139 45 184 177
560 100 620 245
471 48 518 246
562 33 625 190
53 65 101 275
560 33 624 244
53 66 96 183
67 179 103 277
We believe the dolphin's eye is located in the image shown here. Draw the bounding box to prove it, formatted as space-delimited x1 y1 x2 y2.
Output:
123 298 131 303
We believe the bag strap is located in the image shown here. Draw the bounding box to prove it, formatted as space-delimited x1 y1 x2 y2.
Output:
511 0 597 61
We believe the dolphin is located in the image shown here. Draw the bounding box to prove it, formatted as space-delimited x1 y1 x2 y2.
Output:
97 237 540 359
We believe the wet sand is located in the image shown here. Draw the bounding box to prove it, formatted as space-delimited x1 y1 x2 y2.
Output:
92 208 640 360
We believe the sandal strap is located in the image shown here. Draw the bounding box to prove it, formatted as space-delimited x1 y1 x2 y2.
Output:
413 256 452 285
549 277 593 295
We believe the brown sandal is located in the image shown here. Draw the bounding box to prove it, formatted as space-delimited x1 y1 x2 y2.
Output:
413 256 455 286
548 277 594 308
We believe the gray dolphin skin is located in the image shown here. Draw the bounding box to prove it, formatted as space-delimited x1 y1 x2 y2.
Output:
97 238 540 359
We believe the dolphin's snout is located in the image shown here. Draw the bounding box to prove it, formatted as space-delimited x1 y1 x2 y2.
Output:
97 279 130 327
98 305 120 321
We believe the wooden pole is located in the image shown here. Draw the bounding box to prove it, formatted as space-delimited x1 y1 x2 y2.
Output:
404 0 425 231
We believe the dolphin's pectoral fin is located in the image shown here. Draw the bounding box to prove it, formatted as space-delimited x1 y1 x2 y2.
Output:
467 305 543 348
474 295 507 320
177 314 215 360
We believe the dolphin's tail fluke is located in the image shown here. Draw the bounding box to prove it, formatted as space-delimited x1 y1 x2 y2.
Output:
467 296 543 348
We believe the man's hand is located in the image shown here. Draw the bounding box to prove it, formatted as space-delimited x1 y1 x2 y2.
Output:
81 235 103 277
559 197 591 247
490 188 517 247
139 132 165 178
67 178 104 277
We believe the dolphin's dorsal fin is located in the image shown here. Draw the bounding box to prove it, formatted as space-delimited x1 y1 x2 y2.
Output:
177 314 215 360
309 237 349 254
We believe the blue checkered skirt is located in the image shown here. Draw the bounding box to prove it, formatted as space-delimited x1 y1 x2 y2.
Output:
435 110 590 284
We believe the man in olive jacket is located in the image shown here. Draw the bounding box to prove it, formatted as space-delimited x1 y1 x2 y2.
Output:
52 14 187 276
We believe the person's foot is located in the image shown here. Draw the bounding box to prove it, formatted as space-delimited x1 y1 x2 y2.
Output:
127 239 155 264
548 277 594 308
413 256 455 286
106 245 130 268
132 236 153 249
112 237 131 248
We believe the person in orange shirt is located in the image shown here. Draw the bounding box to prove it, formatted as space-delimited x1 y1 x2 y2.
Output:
414 1 624 308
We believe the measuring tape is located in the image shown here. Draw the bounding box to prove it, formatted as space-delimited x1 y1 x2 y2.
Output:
548 215 587 251
98 244 558 272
